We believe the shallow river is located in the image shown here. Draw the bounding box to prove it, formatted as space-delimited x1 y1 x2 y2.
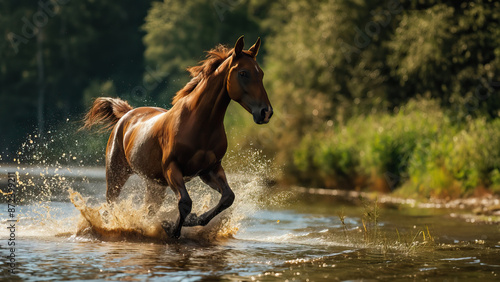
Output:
1 168 499 281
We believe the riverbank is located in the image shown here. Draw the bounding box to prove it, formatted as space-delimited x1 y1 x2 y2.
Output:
291 186 500 224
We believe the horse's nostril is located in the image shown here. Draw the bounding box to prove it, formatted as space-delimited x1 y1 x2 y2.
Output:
260 108 267 118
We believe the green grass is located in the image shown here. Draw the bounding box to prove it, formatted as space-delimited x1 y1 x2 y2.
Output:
338 199 435 254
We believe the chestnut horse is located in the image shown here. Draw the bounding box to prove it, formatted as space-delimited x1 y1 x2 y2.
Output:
83 36 273 239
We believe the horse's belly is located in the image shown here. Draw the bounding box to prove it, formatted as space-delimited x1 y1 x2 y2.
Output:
184 150 218 176
129 151 163 179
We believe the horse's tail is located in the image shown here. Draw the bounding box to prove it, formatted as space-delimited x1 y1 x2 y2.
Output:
82 97 133 131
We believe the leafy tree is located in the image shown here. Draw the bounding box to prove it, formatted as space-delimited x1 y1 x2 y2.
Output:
0 0 42 156
252 0 403 164
142 0 263 106
241 0 499 181
388 0 500 119
0 0 152 159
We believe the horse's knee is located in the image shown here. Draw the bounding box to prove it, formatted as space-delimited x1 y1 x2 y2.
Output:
178 196 192 217
222 190 235 209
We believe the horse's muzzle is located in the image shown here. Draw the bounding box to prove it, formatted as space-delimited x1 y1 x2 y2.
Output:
253 105 273 124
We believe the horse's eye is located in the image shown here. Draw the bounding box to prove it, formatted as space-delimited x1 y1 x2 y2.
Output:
238 70 248 78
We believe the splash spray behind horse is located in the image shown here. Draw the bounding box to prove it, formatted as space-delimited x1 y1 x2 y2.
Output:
82 36 273 239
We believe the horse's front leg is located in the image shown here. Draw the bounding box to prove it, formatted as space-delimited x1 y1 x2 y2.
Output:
184 162 235 227
161 162 192 239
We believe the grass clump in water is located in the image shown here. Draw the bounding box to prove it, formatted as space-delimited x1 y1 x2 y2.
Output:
395 225 435 254
339 198 436 255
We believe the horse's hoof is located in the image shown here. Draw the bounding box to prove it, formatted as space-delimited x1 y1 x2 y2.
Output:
183 213 200 226
161 221 180 239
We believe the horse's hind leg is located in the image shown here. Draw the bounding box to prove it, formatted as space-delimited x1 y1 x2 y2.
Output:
161 162 192 239
145 180 167 216
105 143 132 203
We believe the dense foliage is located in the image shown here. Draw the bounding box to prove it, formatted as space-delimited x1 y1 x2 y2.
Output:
292 99 500 197
1 0 499 197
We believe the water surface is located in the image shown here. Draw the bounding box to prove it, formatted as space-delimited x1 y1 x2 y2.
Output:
1 170 499 281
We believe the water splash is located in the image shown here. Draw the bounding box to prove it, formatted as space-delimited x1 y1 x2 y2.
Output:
2 124 277 244
69 189 168 242
67 161 271 243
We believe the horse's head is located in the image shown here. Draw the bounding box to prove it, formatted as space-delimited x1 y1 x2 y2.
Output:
227 36 273 124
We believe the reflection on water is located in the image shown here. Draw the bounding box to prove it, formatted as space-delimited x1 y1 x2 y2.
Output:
1 171 500 281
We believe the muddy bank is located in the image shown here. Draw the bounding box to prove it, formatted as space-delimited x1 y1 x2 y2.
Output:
291 186 500 223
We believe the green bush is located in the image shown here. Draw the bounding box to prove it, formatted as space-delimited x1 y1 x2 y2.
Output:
403 117 500 197
290 98 500 198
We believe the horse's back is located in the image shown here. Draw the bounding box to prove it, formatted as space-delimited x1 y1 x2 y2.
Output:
119 106 168 142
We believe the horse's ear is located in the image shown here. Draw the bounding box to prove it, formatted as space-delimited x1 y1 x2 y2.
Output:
248 37 261 58
233 35 244 57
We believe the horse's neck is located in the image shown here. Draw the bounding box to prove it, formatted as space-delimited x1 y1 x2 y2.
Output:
187 71 230 129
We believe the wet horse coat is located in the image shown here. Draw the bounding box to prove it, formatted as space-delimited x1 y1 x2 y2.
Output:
83 36 273 238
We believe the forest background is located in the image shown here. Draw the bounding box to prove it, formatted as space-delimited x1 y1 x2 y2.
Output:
1 0 499 198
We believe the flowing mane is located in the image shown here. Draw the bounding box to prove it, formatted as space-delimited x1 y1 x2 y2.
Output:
172 44 233 105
